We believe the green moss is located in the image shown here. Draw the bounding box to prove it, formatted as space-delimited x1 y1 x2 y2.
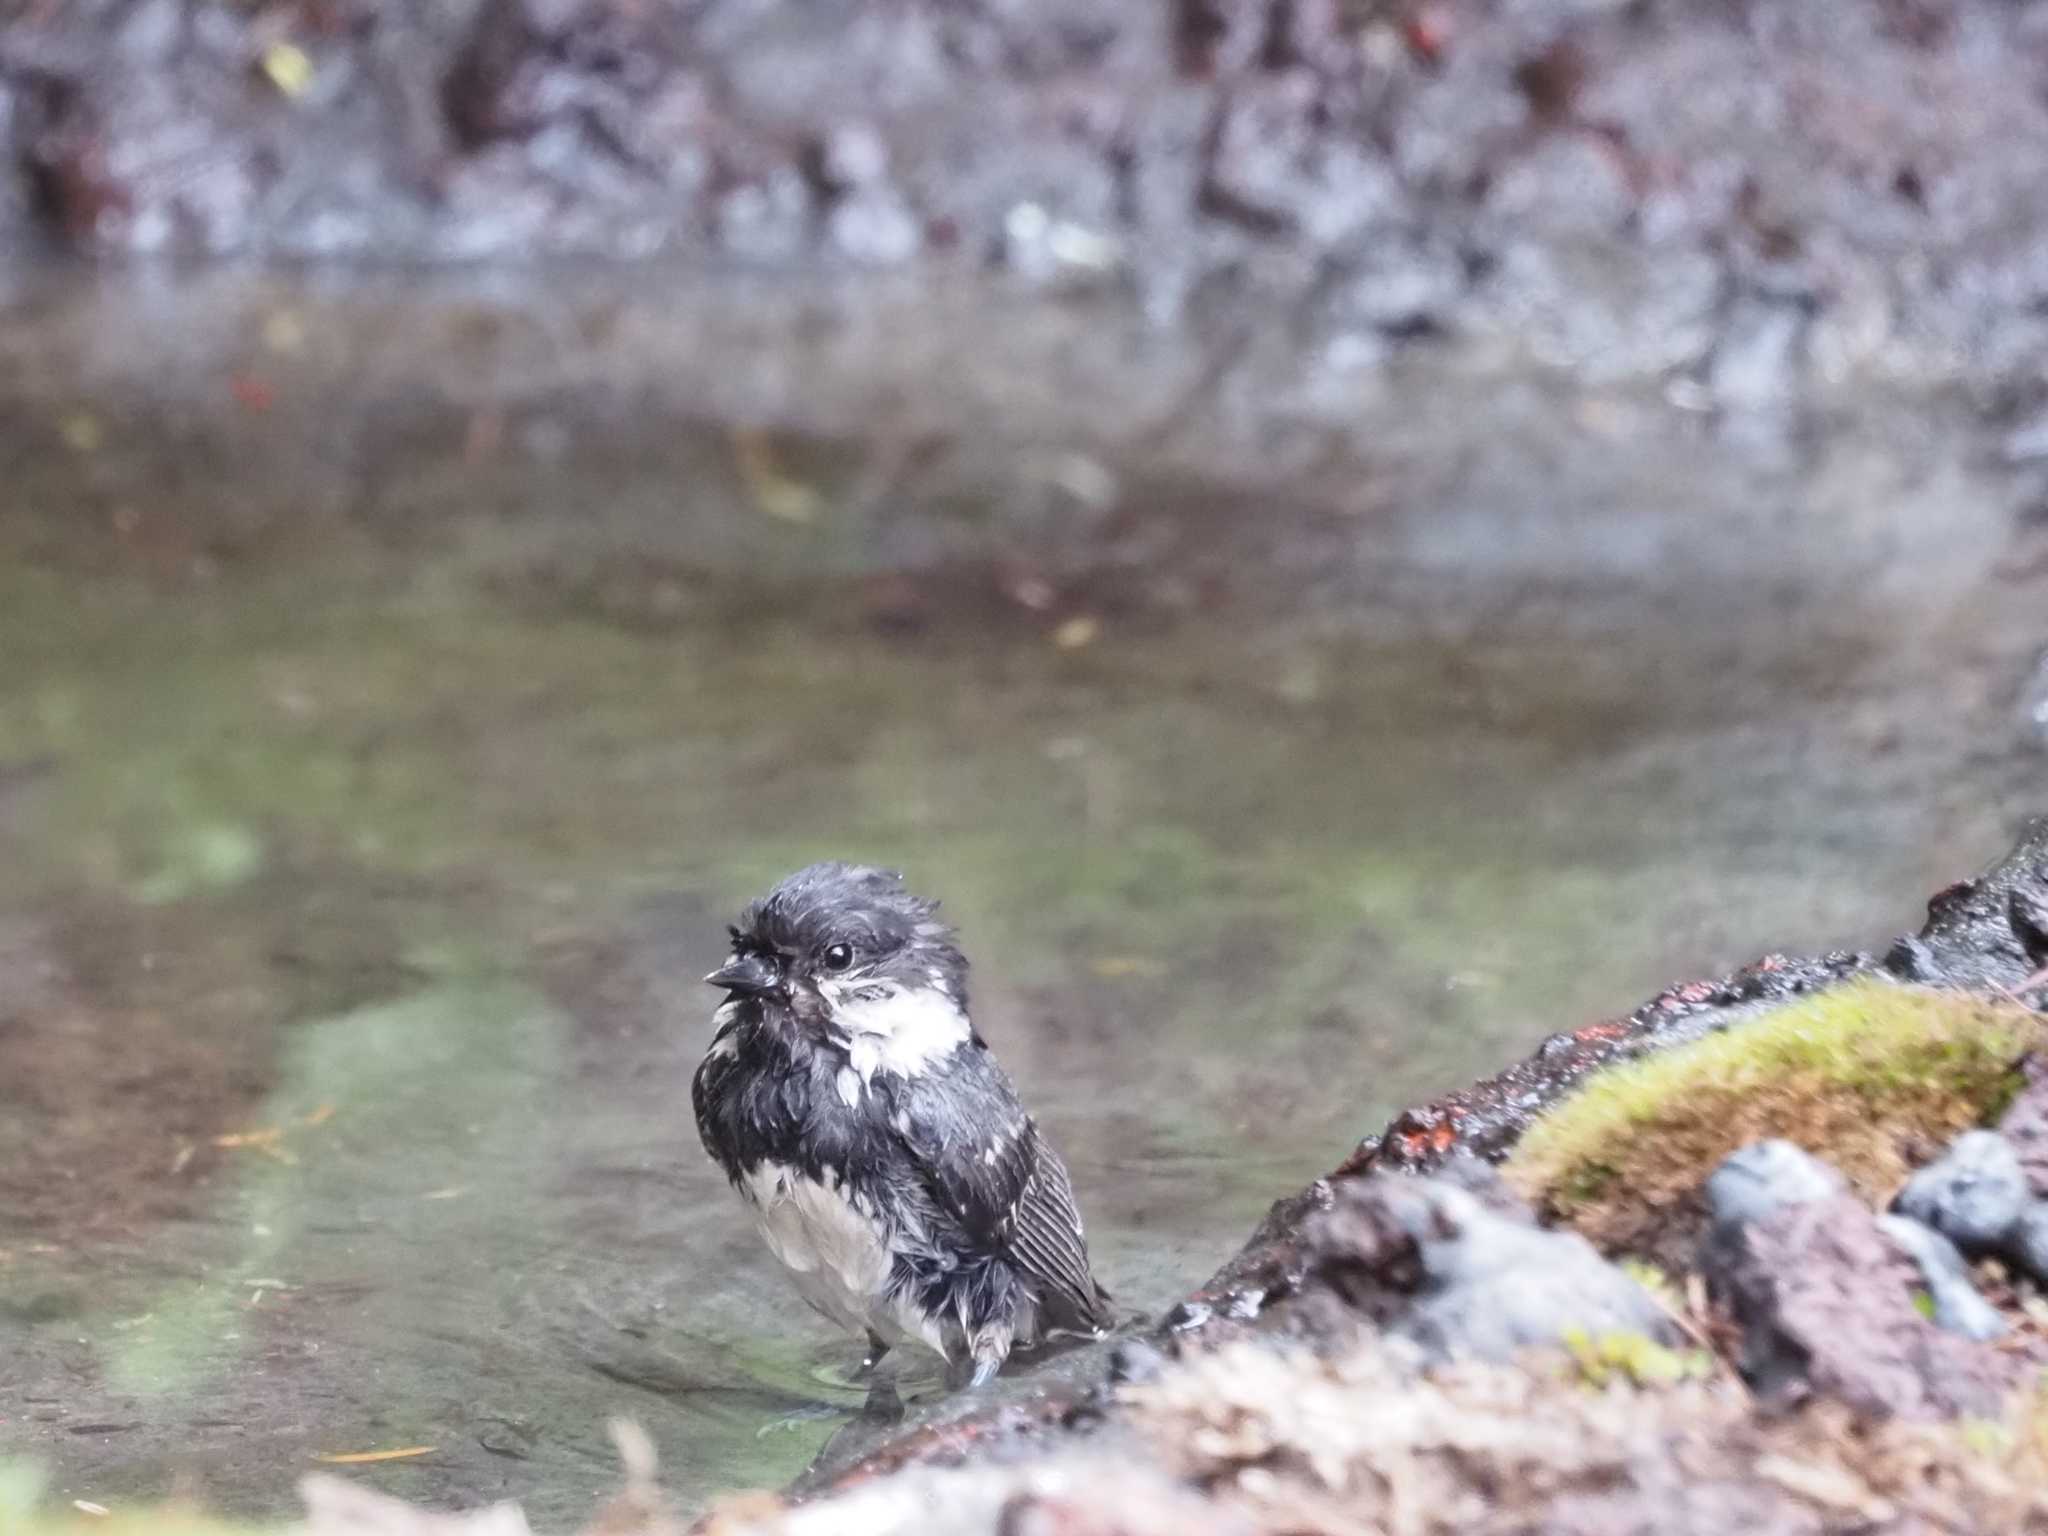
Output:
1561 1328 1714 1389
1508 979 2046 1250
1616 1258 1678 1309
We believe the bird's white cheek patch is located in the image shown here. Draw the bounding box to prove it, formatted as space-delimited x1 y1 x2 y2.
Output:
833 986 971 1082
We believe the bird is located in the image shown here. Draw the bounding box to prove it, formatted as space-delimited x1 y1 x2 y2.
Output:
691 861 1114 1387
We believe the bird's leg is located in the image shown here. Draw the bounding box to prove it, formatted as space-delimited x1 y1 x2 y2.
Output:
857 1329 892 1376
858 1375 905 1424
967 1350 1003 1389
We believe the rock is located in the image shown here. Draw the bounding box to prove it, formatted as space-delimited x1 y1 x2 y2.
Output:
827 191 922 266
1308 1171 1677 1364
1105 1338 1168 1387
1702 1141 2019 1417
2008 1203 2048 1285
1891 1129 2027 1255
1703 1139 1846 1232
1994 1056 2048 1197
1876 1215 2007 1341
2023 651 2048 749
1884 816 2048 993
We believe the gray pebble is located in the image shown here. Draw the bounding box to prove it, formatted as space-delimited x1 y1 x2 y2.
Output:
1877 1214 2007 1341
1704 1139 1845 1232
1385 1183 1677 1361
1892 1130 2027 1255
2008 1202 2048 1285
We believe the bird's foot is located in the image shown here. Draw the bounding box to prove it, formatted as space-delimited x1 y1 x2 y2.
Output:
858 1376 906 1424
940 1352 1004 1392
855 1329 892 1377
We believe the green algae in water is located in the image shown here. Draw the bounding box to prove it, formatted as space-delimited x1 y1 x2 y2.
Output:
100 977 564 1398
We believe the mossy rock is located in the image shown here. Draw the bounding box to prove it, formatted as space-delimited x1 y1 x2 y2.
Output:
1505 979 2047 1261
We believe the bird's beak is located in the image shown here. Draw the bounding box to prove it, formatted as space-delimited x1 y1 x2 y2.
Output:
705 951 783 997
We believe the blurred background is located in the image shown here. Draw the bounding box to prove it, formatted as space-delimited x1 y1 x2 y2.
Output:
2 0 2046 1525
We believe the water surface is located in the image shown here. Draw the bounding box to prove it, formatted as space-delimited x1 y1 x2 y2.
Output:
1 279 2042 1526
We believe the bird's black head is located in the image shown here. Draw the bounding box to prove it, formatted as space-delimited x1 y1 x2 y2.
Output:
706 862 970 1019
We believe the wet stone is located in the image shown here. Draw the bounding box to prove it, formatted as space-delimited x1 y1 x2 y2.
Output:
2008 1203 2048 1285
1703 297 1809 416
715 170 817 262
1312 234 1468 342
1307 1171 1677 1364
1876 1214 2006 1342
1891 1129 2028 1256
1104 1338 1168 1387
1703 1139 1846 1233
1996 1059 2048 1196
828 191 923 266
1703 1140 2019 1417
2015 651 2048 753
1202 72 1404 244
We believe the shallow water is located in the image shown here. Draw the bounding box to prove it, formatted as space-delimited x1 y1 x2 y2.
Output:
1 274 2044 1527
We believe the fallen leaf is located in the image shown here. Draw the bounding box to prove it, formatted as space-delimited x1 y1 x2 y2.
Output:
315 1447 436 1465
60 412 102 453
261 42 315 98
214 1127 284 1148
1051 616 1100 650
214 1126 297 1164
732 429 823 524
263 310 307 354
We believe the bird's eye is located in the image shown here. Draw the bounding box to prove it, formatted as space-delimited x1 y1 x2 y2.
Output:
822 942 854 972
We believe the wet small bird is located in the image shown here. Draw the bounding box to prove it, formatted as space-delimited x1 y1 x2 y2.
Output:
692 862 1113 1386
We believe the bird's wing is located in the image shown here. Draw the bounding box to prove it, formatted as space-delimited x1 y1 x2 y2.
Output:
883 1045 1108 1327
1006 1135 1111 1328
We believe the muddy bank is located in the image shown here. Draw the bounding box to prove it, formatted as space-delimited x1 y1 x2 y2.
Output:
8 1 2048 411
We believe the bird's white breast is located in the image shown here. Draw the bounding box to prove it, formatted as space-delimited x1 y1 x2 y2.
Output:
737 1161 944 1353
